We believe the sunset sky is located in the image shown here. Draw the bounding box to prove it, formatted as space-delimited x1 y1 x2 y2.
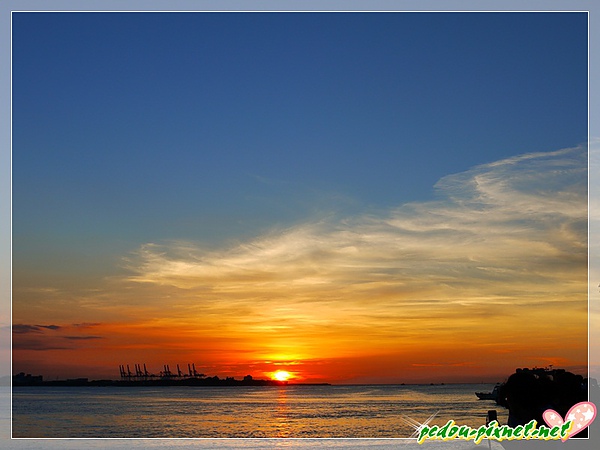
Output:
11 12 588 384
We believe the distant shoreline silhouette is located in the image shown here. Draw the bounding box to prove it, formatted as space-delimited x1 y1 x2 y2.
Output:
12 371 330 387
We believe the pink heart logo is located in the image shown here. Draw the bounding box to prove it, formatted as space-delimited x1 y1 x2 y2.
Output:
543 402 597 441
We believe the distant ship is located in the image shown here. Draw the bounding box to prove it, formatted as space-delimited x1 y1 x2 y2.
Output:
475 383 501 401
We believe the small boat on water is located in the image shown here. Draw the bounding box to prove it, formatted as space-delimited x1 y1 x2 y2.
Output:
475 383 501 401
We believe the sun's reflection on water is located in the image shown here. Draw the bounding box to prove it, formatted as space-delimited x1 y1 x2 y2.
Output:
12 384 507 438
274 387 291 437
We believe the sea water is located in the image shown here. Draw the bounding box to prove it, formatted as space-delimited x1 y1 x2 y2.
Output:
11 384 507 439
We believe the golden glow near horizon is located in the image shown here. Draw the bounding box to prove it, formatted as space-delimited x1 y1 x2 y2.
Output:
272 370 292 382
12 147 588 383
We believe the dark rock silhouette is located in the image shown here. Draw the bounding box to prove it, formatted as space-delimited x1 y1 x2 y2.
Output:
496 367 588 438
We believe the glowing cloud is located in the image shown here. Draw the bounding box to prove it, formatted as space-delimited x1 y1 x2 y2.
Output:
113 145 587 380
124 145 586 304
13 145 588 382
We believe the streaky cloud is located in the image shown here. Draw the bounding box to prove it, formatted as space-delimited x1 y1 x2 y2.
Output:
62 336 103 340
12 324 62 334
110 145 587 369
123 145 587 307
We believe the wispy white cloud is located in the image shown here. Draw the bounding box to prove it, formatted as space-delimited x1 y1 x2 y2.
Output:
99 145 586 377
123 145 587 310
13 145 588 379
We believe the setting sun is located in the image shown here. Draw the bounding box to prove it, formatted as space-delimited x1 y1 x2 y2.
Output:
272 370 292 382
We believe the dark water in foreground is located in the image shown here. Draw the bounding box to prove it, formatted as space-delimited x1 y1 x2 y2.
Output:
12 384 507 439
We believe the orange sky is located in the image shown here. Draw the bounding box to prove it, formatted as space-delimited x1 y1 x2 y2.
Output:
12 148 588 384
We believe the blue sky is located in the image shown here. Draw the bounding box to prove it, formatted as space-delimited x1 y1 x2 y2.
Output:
12 12 587 261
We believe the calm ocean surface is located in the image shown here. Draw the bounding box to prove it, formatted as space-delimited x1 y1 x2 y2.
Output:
11 384 507 439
